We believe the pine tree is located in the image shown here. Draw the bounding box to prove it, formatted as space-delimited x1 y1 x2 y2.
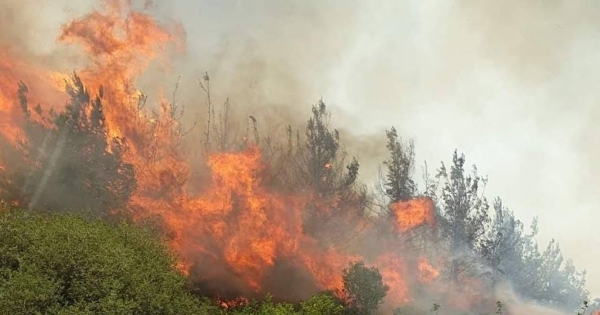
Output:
381 127 415 203
436 150 490 282
293 99 367 248
10 74 135 216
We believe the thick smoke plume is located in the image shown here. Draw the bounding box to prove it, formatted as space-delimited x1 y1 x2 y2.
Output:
0 1 595 314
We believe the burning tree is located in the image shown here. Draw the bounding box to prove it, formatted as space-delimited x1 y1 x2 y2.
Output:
0 75 135 216
293 100 369 249
0 1 592 314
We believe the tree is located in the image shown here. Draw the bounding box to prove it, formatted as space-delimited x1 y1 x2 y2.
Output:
0 208 204 314
436 150 490 282
8 74 135 216
342 261 389 315
381 127 416 203
532 239 589 310
479 198 527 287
475 198 589 310
289 100 368 248
299 99 360 195
378 128 434 254
226 295 297 315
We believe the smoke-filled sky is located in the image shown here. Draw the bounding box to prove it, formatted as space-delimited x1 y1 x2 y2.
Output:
15 0 600 298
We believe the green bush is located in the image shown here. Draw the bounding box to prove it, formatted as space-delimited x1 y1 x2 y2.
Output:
300 293 344 315
342 261 389 315
0 209 204 315
227 295 296 315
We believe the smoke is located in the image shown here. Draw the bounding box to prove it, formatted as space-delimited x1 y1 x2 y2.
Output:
1 0 599 312
143 0 600 299
494 285 571 315
0 1 94 65
158 1 600 299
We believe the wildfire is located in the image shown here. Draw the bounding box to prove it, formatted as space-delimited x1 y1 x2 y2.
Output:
417 257 440 283
0 51 22 144
0 50 68 146
0 0 459 311
391 197 435 232
376 253 410 305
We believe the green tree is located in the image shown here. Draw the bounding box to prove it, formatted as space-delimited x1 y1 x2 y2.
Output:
342 261 389 315
291 100 368 248
436 150 490 282
381 127 416 203
0 208 204 315
532 239 589 310
479 198 527 287
299 99 360 194
8 74 135 216
378 128 430 254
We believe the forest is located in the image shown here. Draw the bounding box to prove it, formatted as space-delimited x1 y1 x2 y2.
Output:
0 72 597 315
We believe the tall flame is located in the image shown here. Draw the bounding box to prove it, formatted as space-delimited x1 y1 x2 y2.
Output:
0 0 457 311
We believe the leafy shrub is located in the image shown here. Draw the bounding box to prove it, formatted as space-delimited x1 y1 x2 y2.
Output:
0 209 203 314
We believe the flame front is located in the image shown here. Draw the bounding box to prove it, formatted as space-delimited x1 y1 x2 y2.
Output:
0 0 455 310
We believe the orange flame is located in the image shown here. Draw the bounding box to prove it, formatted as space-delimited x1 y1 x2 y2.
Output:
417 257 440 283
376 253 410 305
391 197 435 232
0 0 476 311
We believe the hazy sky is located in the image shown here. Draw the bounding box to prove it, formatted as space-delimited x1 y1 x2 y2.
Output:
24 0 600 297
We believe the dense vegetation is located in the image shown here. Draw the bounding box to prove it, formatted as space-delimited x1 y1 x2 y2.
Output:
0 209 200 314
0 74 594 314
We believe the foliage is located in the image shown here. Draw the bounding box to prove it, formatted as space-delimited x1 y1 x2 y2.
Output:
435 150 490 282
299 293 345 315
0 73 592 313
436 150 490 252
225 295 297 315
381 127 416 203
288 100 369 248
219 293 344 315
478 199 588 310
4 75 136 216
0 208 203 315
479 198 528 286
302 100 359 193
342 261 389 315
